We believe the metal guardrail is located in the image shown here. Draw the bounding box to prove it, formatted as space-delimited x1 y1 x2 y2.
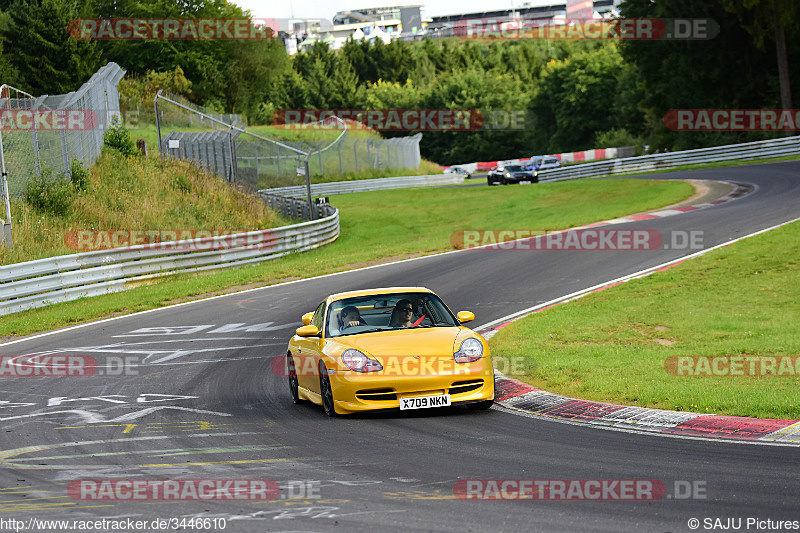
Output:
0 199 338 316
262 173 465 198
538 135 800 182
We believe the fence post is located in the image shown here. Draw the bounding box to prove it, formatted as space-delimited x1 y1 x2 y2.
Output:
60 130 70 175
304 158 316 221
338 132 344 174
353 138 359 169
154 91 163 161
228 127 238 185
0 124 11 246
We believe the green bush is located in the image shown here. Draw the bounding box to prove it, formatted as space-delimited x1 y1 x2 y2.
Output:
103 116 139 157
24 166 76 216
594 128 645 150
69 158 90 192
173 174 192 193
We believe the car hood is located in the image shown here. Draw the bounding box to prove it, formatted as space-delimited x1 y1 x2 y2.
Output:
330 327 466 364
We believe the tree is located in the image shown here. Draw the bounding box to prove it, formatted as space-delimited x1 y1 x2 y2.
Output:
620 0 797 149
422 67 530 164
269 70 309 110
528 44 626 153
719 0 797 109
329 57 364 108
4 0 102 94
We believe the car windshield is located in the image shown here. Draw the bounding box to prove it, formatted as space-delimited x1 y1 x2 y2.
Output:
326 292 459 337
504 165 523 171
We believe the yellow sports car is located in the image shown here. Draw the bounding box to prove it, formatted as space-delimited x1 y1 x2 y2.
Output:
286 287 495 416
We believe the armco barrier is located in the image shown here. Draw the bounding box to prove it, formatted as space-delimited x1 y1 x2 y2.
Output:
0 200 338 316
537 136 800 182
261 173 465 199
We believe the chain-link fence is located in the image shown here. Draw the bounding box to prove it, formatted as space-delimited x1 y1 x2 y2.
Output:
160 129 243 186
153 91 423 192
235 133 423 188
0 62 126 202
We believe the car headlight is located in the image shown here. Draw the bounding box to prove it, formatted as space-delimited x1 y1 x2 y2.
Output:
341 349 383 373
454 338 483 363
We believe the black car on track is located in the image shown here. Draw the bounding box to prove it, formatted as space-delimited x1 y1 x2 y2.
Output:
487 164 538 186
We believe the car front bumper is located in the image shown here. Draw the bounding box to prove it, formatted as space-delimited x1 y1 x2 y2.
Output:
328 359 495 414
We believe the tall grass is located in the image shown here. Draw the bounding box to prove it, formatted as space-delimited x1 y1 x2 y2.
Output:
1 151 288 265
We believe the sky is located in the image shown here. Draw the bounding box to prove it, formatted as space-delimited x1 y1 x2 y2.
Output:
233 0 559 22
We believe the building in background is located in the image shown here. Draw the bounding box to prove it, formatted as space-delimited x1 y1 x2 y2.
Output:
282 0 621 52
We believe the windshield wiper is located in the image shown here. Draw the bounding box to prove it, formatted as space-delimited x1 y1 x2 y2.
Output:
337 328 389 336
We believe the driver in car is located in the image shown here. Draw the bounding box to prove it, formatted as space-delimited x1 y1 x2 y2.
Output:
340 306 366 330
389 299 416 327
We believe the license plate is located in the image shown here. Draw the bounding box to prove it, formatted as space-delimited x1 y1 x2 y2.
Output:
399 394 451 410
520 180 531 184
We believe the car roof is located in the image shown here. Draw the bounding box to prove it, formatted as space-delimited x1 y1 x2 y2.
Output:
327 286 434 303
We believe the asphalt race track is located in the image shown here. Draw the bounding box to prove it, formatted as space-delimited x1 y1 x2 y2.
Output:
1 160 799 532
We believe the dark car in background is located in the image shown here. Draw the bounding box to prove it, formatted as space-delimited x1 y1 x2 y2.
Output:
487 164 538 186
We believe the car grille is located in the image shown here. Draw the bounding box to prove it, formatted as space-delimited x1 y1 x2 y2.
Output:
449 380 484 395
356 388 397 401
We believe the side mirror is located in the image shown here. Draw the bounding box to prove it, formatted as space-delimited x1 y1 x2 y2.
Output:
296 325 320 337
457 311 475 324
301 312 314 326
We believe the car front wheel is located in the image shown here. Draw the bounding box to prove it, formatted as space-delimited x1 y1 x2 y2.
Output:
288 355 302 404
319 361 337 417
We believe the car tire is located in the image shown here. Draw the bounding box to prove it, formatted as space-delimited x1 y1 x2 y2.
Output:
288 355 302 404
466 399 494 410
319 361 337 417
487 179 495 186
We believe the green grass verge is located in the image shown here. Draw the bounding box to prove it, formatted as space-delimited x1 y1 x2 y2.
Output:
489 219 800 420
0 178 692 338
